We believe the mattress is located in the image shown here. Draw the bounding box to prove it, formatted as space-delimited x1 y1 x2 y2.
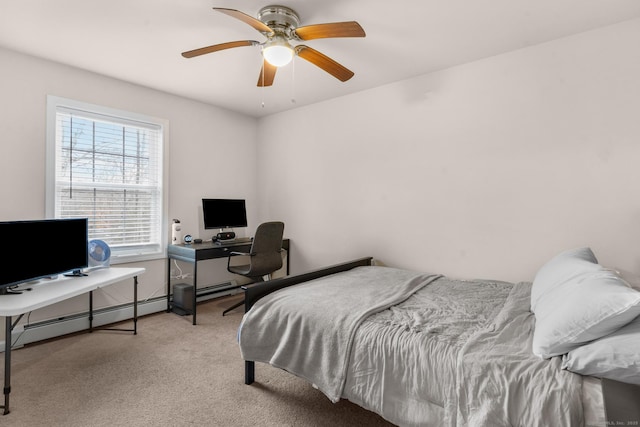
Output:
240 266 605 426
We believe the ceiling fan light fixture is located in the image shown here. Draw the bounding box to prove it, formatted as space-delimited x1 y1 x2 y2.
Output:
263 38 294 67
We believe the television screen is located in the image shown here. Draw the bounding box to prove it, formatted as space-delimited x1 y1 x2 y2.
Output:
202 199 248 230
0 218 88 292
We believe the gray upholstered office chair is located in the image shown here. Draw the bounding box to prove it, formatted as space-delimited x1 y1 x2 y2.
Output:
222 221 285 316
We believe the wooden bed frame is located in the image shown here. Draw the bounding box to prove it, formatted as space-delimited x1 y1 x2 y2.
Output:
240 256 640 424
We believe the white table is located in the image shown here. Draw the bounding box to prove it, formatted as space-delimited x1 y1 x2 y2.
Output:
0 267 145 415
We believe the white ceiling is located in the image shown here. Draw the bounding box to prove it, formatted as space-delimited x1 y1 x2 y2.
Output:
1 0 640 118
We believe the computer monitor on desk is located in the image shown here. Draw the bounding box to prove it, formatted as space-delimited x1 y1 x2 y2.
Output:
202 198 248 242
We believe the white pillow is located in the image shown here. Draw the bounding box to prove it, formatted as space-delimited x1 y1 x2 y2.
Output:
562 315 640 385
530 247 599 312
532 266 640 358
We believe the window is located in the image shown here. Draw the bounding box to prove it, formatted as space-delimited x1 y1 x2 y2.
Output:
46 96 168 263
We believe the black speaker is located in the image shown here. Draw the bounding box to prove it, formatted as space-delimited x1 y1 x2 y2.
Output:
216 231 236 240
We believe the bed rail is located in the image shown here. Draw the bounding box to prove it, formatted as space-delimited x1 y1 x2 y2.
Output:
242 257 374 312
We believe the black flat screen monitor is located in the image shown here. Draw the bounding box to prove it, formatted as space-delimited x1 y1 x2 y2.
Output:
202 199 248 230
0 218 88 292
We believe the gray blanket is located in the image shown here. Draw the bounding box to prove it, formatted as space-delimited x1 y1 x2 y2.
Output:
238 266 441 402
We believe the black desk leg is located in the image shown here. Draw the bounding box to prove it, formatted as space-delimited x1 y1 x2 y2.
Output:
3 316 11 415
89 290 94 332
166 257 172 313
133 276 138 335
192 261 198 325
88 276 138 334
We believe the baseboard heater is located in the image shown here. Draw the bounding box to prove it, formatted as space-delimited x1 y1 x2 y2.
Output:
3 281 240 350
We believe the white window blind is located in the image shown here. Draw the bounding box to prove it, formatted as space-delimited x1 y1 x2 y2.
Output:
46 96 168 262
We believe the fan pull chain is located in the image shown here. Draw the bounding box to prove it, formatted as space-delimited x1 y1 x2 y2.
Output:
259 49 266 108
290 57 296 104
261 62 265 108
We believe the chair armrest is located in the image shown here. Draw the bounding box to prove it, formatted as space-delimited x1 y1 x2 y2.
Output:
227 251 254 269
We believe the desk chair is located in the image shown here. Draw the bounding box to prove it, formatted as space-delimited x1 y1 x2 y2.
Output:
222 221 285 316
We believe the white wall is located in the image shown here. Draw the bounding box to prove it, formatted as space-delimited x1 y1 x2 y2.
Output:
2 16 640 332
256 18 640 283
0 47 258 325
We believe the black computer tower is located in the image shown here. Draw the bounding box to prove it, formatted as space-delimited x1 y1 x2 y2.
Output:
172 283 194 315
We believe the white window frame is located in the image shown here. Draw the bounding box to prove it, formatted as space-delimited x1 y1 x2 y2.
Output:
46 95 169 263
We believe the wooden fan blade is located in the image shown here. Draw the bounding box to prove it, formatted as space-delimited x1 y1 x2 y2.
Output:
182 40 258 58
213 8 274 35
295 45 355 82
257 60 277 87
293 21 365 41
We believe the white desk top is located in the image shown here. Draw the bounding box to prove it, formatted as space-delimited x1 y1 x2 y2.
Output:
0 267 145 317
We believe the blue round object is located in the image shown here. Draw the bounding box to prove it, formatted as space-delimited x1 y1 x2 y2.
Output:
88 239 111 263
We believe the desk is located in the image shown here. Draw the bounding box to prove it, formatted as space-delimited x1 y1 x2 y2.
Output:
0 267 145 415
167 239 290 325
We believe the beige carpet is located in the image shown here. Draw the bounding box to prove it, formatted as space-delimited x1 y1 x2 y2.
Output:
6 294 395 426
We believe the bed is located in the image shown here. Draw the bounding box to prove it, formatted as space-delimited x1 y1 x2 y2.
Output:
237 250 640 426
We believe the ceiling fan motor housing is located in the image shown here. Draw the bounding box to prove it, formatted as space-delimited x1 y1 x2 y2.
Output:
258 5 300 38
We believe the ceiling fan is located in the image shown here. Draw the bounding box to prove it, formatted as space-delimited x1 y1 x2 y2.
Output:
181 5 366 87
